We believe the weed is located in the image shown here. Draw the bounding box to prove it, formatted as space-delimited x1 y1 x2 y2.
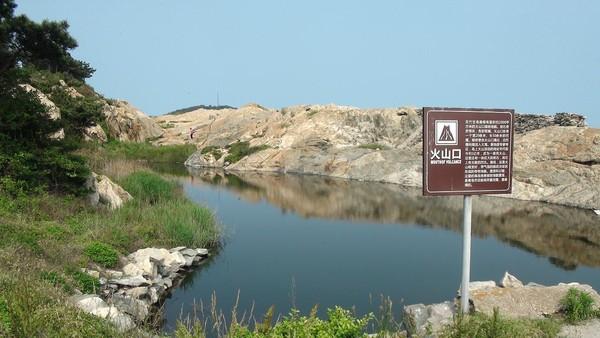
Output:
70 270 101 294
84 241 119 268
441 308 561 338
119 170 176 204
560 288 597 324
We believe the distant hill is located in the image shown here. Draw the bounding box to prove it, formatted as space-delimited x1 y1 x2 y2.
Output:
166 104 236 115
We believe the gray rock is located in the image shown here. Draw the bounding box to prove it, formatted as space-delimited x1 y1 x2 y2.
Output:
148 287 159 304
403 301 454 337
499 271 523 288
169 246 186 253
105 269 123 279
125 286 149 299
196 248 209 256
122 263 144 277
70 294 108 313
183 255 195 267
181 248 199 257
91 305 135 332
110 275 150 287
111 294 149 322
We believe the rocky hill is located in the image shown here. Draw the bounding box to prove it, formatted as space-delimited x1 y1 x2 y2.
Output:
154 104 600 210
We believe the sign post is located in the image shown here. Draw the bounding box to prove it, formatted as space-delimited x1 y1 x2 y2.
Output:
423 107 514 314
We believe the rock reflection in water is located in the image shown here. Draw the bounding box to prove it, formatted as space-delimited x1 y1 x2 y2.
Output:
186 169 600 270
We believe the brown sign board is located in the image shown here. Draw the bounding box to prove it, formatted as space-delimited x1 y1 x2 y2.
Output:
423 107 514 196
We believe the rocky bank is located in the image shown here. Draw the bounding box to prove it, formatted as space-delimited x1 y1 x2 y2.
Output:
156 104 600 210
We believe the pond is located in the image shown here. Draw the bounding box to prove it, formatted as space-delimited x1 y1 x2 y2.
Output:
162 169 600 332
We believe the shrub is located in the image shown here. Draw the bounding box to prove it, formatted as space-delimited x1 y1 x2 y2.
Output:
560 288 597 324
224 141 269 164
84 241 119 268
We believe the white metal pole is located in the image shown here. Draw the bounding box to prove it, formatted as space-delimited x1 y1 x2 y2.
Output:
461 195 473 314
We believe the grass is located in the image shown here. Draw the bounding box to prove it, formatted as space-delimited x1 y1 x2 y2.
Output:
84 242 119 268
358 143 390 151
82 140 197 164
201 145 224 160
174 304 374 338
224 141 270 164
0 169 220 336
441 308 561 338
560 288 599 324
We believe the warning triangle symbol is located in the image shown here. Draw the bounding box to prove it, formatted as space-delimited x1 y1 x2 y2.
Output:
439 125 455 142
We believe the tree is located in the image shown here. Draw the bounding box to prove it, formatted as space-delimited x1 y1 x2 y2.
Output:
0 0 94 80
0 1 101 194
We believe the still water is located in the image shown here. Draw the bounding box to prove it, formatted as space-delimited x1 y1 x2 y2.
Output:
162 169 600 331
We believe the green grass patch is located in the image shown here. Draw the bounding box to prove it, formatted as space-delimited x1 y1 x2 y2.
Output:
84 140 196 163
70 270 101 294
84 242 119 268
441 308 561 338
560 288 598 324
175 306 373 338
224 141 270 164
120 170 177 203
0 274 120 337
358 143 390 151
201 145 223 160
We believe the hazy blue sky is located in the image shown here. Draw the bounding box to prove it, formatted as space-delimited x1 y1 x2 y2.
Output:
17 1 600 126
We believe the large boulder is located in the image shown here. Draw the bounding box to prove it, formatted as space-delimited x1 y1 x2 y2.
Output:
470 280 600 319
103 100 164 142
86 173 132 209
403 301 454 337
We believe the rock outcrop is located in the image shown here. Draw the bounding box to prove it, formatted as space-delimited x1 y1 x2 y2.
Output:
73 246 210 332
173 104 598 209
103 100 164 142
86 172 132 209
467 274 600 319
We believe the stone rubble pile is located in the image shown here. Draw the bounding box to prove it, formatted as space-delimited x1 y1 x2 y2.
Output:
71 246 209 332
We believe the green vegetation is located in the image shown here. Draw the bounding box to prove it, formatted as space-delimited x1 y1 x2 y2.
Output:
224 141 270 164
84 140 197 163
358 143 390 151
84 242 119 268
441 308 561 338
201 145 223 160
175 306 374 338
0 170 220 336
0 0 103 195
0 274 120 337
560 288 599 324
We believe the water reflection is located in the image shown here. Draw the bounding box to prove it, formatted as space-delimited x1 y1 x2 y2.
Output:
187 169 600 270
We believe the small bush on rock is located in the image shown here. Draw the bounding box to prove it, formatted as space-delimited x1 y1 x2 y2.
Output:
560 288 597 324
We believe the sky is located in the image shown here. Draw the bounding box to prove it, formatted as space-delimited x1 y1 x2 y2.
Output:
16 1 600 127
